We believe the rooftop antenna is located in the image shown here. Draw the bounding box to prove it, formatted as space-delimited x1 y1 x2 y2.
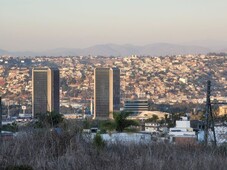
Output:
204 80 217 146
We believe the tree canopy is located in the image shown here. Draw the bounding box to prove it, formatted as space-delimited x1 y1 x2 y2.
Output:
113 112 139 132
35 111 64 128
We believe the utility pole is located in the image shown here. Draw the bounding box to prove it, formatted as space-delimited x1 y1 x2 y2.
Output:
204 80 217 146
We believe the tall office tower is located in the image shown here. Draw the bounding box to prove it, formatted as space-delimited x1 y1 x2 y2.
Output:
94 67 120 120
32 67 59 117
112 67 120 111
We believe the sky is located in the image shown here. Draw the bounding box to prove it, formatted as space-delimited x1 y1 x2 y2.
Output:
1 0 227 51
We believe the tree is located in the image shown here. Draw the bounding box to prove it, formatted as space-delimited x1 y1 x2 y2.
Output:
167 113 184 128
47 111 64 127
35 111 64 128
113 112 138 132
2 122 18 132
145 114 159 123
93 133 105 150
100 120 116 133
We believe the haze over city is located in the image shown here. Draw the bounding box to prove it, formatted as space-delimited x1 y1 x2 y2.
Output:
1 0 227 51
1 1 227 169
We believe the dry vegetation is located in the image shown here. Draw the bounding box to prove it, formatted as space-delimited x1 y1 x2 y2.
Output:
0 126 227 170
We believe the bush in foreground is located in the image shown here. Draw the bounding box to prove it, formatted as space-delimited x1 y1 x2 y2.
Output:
0 129 226 170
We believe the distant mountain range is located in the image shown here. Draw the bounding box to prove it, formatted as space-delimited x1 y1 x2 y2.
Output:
1 43 227 56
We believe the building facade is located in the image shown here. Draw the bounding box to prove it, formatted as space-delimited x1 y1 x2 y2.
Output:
124 99 148 114
32 67 59 117
94 67 120 119
112 67 120 111
218 105 227 116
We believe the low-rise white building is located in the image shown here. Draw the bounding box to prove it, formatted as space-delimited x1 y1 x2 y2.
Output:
145 122 160 132
169 116 197 144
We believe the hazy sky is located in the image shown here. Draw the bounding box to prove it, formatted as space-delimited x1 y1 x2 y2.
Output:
1 0 227 51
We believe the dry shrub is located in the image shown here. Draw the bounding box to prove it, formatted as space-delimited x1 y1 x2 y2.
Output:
0 129 227 170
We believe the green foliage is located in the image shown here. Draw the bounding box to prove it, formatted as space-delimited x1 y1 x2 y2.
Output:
35 111 64 128
100 120 116 133
124 126 139 133
48 112 64 126
113 112 139 132
158 118 165 125
167 113 185 128
93 133 105 150
145 114 159 123
2 122 18 132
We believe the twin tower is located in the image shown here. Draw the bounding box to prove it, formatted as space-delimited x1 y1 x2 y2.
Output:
32 67 120 120
94 67 120 119
32 67 59 117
